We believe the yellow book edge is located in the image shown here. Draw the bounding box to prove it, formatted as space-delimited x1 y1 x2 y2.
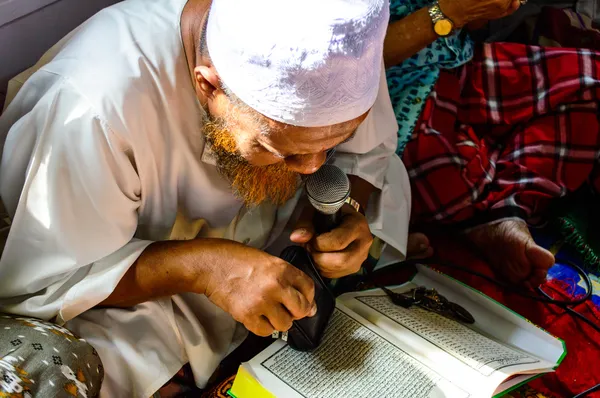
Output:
228 365 275 398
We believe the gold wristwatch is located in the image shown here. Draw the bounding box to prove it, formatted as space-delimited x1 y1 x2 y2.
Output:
428 2 454 37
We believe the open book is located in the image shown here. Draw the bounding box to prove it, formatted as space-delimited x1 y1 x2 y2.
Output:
229 265 566 398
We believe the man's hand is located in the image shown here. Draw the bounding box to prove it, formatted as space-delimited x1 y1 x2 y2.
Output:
439 0 520 29
290 205 373 279
100 238 316 338
203 241 317 337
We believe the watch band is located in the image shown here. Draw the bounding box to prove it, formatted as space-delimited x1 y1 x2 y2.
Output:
428 3 443 23
428 3 454 37
345 197 362 214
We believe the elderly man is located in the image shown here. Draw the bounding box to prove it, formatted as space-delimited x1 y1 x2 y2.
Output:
0 0 409 396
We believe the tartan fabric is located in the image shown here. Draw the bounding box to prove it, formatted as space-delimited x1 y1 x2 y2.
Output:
403 43 600 228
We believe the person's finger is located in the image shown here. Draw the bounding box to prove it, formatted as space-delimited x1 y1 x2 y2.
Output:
500 0 520 17
311 245 363 279
502 0 514 9
290 205 315 244
311 211 366 252
407 233 430 256
265 304 295 332
248 316 276 337
528 268 548 287
281 287 317 319
284 273 316 318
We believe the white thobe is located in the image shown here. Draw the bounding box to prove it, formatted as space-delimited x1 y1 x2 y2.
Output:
0 0 411 396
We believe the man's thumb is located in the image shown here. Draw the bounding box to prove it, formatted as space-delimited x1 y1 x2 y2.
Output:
290 206 315 243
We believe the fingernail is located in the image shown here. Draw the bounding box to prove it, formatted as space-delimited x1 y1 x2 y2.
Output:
419 243 429 251
291 229 309 241
310 304 317 317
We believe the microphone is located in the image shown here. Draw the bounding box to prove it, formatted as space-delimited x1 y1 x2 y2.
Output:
305 164 350 234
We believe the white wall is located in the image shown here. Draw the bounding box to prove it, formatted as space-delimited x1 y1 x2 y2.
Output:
0 0 122 108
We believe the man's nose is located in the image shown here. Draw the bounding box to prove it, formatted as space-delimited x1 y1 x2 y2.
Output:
284 152 327 174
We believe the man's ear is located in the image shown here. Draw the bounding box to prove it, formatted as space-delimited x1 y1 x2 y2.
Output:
193 65 220 98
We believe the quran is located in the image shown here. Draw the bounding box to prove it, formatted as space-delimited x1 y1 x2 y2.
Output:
228 265 565 398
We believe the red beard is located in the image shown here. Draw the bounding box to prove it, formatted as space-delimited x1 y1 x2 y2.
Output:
203 117 300 207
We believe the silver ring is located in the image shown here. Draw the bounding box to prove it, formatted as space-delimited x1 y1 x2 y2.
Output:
519 0 527 5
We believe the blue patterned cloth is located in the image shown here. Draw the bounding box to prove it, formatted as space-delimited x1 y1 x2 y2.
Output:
532 229 600 310
387 0 474 154
547 263 600 308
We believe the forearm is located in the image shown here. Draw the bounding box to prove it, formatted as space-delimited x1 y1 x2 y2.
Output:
99 238 225 308
384 8 438 68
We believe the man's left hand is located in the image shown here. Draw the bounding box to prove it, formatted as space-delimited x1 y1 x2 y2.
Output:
290 205 373 279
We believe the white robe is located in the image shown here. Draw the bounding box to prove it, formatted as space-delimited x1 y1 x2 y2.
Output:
0 0 411 396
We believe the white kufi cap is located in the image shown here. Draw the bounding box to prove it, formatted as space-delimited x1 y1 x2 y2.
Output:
206 0 389 127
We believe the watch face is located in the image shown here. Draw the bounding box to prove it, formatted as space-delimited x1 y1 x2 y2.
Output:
434 19 453 36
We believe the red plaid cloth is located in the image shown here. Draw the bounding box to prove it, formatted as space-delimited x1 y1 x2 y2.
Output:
404 43 600 228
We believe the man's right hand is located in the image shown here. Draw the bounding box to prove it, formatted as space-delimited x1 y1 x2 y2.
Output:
100 238 316 337
201 241 317 337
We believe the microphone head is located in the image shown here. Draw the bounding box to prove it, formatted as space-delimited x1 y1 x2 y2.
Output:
305 164 350 215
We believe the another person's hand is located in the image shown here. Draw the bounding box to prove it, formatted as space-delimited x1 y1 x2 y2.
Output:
440 0 521 29
202 241 316 337
290 205 373 279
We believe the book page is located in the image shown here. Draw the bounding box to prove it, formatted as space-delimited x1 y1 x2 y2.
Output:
355 294 540 376
247 306 470 398
412 266 564 366
340 286 554 396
